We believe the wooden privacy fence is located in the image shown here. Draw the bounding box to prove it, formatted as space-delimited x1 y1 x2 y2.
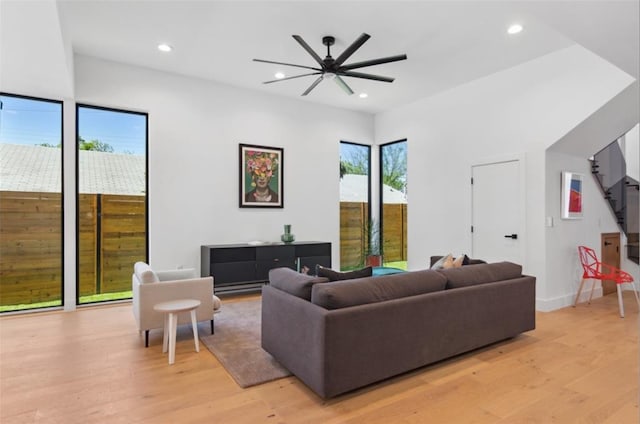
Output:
340 202 407 269
0 191 145 306
0 191 63 306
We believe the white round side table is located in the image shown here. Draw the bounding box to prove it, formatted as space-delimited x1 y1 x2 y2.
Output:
153 299 201 365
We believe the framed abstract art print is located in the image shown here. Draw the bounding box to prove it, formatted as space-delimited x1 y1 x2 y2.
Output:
561 172 583 219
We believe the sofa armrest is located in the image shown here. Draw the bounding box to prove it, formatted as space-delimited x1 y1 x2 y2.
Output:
133 276 214 331
261 285 330 397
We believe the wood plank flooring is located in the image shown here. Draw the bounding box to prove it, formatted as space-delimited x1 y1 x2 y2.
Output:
1 292 638 423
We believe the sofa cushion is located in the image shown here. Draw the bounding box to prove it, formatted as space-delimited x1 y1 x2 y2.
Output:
316 265 373 281
438 262 523 289
311 269 447 310
134 262 159 284
269 267 329 300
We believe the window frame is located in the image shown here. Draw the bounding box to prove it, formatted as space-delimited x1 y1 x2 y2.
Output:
340 140 372 270
75 103 149 305
378 138 408 264
0 92 65 312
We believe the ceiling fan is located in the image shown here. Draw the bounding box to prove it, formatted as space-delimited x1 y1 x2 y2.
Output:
253 33 407 96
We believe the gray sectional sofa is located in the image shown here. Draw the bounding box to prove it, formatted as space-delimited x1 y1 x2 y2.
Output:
261 262 536 398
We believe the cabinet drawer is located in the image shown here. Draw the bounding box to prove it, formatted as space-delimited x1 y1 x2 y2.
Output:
256 245 295 260
211 247 255 263
212 262 256 284
295 243 331 257
256 259 296 280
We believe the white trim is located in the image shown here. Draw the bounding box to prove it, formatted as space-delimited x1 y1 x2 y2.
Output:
536 286 603 312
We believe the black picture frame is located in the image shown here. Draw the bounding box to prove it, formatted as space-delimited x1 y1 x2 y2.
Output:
239 143 284 208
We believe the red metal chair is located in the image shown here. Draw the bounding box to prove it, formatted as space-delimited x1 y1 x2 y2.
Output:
574 245 639 317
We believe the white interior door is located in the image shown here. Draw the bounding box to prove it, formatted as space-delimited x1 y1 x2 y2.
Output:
472 160 523 264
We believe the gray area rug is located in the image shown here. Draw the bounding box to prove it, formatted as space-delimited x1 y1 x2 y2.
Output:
200 299 292 388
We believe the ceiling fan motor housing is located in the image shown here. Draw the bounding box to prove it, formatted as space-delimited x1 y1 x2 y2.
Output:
322 36 335 47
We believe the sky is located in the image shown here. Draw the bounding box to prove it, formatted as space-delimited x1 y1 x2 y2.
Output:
0 95 146 155
340 141 370 172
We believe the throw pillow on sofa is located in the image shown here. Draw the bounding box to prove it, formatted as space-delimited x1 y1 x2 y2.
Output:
316 265 373 281
438 255 465 269
430 254 452 270
430 254 487 268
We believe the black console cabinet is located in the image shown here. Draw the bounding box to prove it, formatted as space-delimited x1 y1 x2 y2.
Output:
201 241 331 294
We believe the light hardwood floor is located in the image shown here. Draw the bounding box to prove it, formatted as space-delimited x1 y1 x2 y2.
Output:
1 292 638 423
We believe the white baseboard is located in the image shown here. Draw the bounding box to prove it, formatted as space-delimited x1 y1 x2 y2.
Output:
536 287 603 312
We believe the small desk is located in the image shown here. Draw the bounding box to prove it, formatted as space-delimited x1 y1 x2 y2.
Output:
153 299 201 365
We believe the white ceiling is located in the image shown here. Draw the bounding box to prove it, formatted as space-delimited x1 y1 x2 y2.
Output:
6 1 640 114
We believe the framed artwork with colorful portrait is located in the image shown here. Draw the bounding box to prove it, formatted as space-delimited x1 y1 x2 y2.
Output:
239 144 283 208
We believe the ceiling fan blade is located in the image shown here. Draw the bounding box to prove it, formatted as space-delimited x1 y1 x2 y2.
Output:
301 76 324 96
292 35 325 67
334 33 370 67
339 54 407 71
340 71 395 83
262 72 322 84
334 76 354 95
253 58 320 72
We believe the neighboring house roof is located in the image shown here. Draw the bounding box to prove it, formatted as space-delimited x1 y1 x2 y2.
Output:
340 174 407 204
0 143 145 195
1 144 403 202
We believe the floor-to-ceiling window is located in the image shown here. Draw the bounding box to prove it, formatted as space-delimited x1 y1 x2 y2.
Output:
339 141 371 270
380 139 407 269
76 104 148 304
0 93 64 312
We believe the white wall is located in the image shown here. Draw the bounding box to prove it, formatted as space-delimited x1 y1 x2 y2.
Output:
374 45 635 308
74 55 373 272
544 151 639 310
0 0 73 99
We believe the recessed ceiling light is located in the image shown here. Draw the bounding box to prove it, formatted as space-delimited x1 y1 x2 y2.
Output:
157 43 173 52
359 93 368 99
507 24 523 35
274 72 285 79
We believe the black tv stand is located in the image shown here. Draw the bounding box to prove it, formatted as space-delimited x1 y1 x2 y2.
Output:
201 241 331 295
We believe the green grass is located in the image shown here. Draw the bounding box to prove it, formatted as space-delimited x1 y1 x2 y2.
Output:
1 291 132 313
79 291 132 304
0 300 62 313
382 260 408 270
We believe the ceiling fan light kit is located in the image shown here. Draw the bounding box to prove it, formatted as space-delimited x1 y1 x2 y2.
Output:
253 33 407 96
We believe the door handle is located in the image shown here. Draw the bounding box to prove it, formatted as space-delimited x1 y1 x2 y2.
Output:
504 234 518 239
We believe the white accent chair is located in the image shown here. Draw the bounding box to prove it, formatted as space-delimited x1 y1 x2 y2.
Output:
132 262 222 347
